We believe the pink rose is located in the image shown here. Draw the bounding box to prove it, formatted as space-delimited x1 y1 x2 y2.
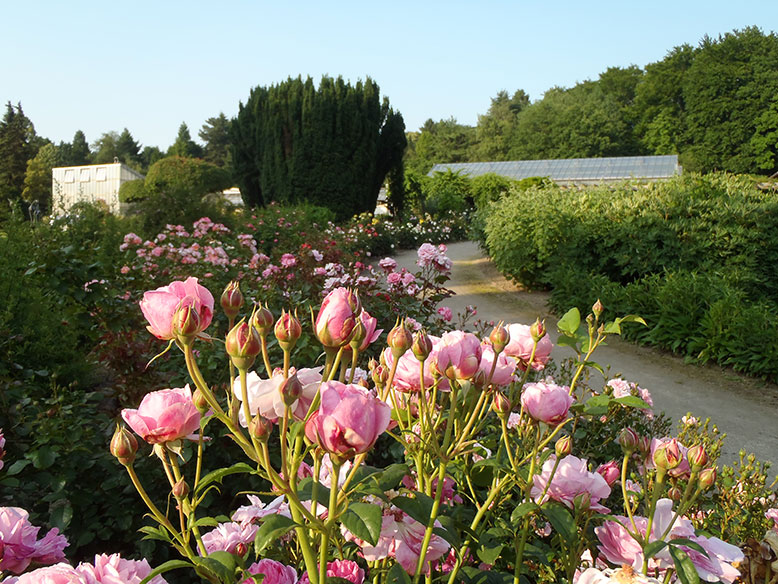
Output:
478 342 517 387
201 522 258 554
121 386 201 444
298 560 364 584
394 514 450 575
315 287 362 348
434 331 482 381
344 310 382 354
139 277 214 340
649 437 690 478
243 560 297 584
532 455 612 513
16 564 82 584
520 381 573 425
596 461 621 487
437 307 453 322
305 381 391 457
76 553 168 584
382 336 446 393
504 323 552 370
233 367 322 424
0 507 68 574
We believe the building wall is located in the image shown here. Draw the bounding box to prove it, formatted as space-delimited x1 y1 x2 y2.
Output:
52 163 145 215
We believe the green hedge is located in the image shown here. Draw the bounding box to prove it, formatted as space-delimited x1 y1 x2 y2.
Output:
481 173 778 380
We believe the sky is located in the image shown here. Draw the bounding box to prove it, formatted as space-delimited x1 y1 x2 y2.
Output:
3 0 777 151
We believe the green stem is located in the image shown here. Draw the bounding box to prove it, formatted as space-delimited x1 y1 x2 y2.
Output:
320 460 343 584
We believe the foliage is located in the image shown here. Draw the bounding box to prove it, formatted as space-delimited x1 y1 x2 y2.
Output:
423 169 471 215
168 122 204 159
22 143 60 214
0 101 38 220
232 75 406 220
118 179 149 203
199 113 233 170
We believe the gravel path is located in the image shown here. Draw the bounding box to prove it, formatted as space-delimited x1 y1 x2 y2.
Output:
394 241 778 469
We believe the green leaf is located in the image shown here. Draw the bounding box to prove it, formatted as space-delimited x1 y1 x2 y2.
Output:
29 446 57 469
477 529 507 565
49 499 73 530
583 394 611 416
643 539 668 559
510 501 539 523
6 459 31 476
540 502 576 541
391 493 435 525
669 545 700 584
139 560 193 584
669 538 708 555
614 396 651 409
195 551 238 583
195 462 254 496
297 478 332 506
557 308 581 336
340 502 383 546
254 514 297 553
386 563 412 584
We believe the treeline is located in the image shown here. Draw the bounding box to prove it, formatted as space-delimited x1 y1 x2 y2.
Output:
406 27 778 176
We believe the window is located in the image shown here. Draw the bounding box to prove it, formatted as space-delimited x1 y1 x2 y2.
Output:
95 167 107 181
64 170 75 183
79 168 91 182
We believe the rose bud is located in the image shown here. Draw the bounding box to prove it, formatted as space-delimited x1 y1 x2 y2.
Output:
279 373 303 407
172 478 189 499
667 484 683 501
110 425 138 466
573 491 591 513
348 319 367 352
315 287 362 348
371 364 389 387
596 460 620 486
686 444 708 471
592 299 604 319
387 320 413 360
435 330 482 381
235 543 248 557
412 329 433 361
220 280 244 320
192 388 210 414
249 414 273 441
251 303 274 337
226 320 261 369
489 322 510 354
698 467 717 490
555 435 573 458
275 310 302 351
653 438 682 471
618 427 640 454
637 435 652 459
172 304 201 345
492 391 512 417
530 318 546 342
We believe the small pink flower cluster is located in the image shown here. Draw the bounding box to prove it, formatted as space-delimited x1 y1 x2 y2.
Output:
0 507 68 574
606 378 654 418
416 243 452 273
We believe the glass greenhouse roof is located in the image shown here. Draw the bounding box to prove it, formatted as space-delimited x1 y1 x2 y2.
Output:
429 155 680 182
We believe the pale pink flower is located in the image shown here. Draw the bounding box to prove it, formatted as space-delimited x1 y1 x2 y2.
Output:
119 266 130 275
311 249 323 262
379 257 397 272
386 272 402 285
405 317 422 331
345 310 382 353
232 495 289 524
532 455 611 513
121 386 201 444
478 342 517 387
437 307 453 322
521 381 573 425
434 331 482 380
0 507 68 574
394 514 450 574
315 287 361 348
596 461 621 487
242 560 296 584
606 378 631 398
16 563 82 584
504 323 553 370
298 560 364 584
76 553 168 584
139 277 214 340
201 522 258 554
280 253 296 268
233 367 323 424
305 381 391 457
506 413 521 429
681 536 743 584
382 336 443 393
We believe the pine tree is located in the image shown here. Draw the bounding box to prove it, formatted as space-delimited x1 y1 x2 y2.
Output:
116 128 141 166
69 130 91 165
199 113 232 169
168 123 203 158
0 102 37 218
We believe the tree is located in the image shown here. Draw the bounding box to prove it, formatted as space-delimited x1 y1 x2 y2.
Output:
475 89 530 161
115 128 141 166
0 102 37 218
408 118 477 174
232 75 407 219
139 146 164 172
22 143 60 215
168 123 203 158
199 113 232 169
91 131 120 164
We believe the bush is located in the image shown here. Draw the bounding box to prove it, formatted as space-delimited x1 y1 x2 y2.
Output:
422 169 471 215
118 179 148 203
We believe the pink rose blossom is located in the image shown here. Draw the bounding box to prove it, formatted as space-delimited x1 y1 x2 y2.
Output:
76 553 168 584
121 386 201 444
201 522 258 554
280 253 297 268
437 307 453 322
232 495 290 525
382 336 444 393
298 560 364 584
242 560 297 584
596 461 621 487
521 381 573 425
503 323 553 370
378 257 398 272
478 342 517 387
305 381 391 457
434 331 482 381
0 507 68 574
532 455 611 513
394 514 450 575
233 367 323 424
315 287 361 348
16 563 82 584
139 277 214 340
345 310 382 353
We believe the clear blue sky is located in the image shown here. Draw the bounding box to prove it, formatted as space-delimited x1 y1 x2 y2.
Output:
3 0 776 151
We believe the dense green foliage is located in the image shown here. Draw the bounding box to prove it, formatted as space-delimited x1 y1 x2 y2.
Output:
232 75 406 219
406 27 778 177
480 173 778 379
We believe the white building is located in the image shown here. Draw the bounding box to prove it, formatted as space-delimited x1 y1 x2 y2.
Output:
52 162 145 215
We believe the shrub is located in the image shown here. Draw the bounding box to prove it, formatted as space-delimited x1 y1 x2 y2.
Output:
422 169 471 215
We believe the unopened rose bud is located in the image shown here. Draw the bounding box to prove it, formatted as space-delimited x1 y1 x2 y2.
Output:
489 322 510 354
472 369 487 389
592 299 604 319
618 427 640 454
235 543 248 557
698 467 717 490
275 310 302 352
573 491 591 512
251 303 274 336
371 364 389 387
192 389 210 414
226 320 262 369
387 320 413 359
530 318 546 342
172 304 201 345
279 373 303 407
220 281 244 320
173 478 189 499
492 391 511 417
555 435 573 457
411 330 433 361
367 358 379 372
349 320 367 351
637 435 651 459
668 485 683 501
249 414 273 441
686 444 708 471
653 439 682 471
110 425 138 466
357 377 370 389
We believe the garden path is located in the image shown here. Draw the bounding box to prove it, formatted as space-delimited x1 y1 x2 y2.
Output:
393 241 778 469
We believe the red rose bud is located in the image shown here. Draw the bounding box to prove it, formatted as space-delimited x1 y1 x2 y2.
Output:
220 280 244 319
592 299 604 319
637 435 651 459
226 320 261 369
110 425 138 466
371 364 389 387
530 318 546 342
489 322 510 354
686 444 708 471
235 543 248 557
172 478 189 499
472 369 487 389
698 467 717 490
653 438 682 471
172 304 201 344
492 391 511 417
618 427 640 453
251 303 274 336
249 414 273 441
387 320 413 359
192 388 210 414
275 310 302 351
412 329 433 361
555 435 573 457
279 373 303 407
668 485 683 501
